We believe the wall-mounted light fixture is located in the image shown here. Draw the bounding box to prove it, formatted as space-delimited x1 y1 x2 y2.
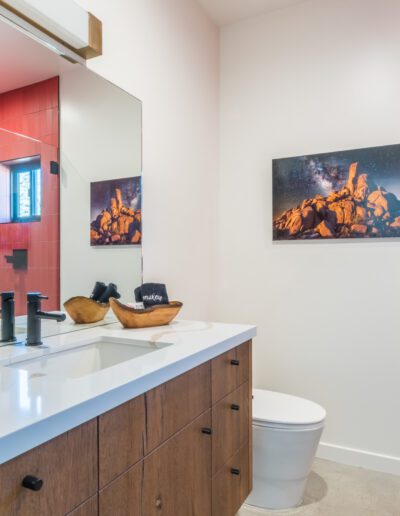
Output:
0 0 102 59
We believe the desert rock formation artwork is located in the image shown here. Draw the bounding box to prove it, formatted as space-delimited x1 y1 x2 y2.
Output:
90 176 141 246
273 144 400 240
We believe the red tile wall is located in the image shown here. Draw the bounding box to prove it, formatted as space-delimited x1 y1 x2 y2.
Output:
0 77 60 315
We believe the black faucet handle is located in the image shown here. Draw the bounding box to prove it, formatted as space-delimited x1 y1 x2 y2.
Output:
0 292 16 343
27 293 48 302
1 292 14 301
26 293 65 346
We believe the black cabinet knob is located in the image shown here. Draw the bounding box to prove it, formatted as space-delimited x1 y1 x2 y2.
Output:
22 475 43 491
231 468 241 476
231 404 240 411
201 427 213 435
230 359 240 366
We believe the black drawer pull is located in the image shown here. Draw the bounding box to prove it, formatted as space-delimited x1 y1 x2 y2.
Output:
230 359 240 366
22 475 43 491
231 468 241 476
201 427 213 435
231 404 240 411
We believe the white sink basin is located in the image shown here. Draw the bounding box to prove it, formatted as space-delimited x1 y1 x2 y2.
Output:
7 337 168 379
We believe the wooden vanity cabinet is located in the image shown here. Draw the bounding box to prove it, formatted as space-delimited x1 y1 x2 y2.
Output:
0 419 98 516
0 340 252 516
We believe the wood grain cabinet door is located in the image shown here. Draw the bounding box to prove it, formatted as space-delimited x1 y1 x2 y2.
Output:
211 341 251 404
0 419 98 516
67 495 98 516
212 381 250 475
99 461 143 516
142 410 212 516
99 394 145 488
212 444 250 516
145 362 211 453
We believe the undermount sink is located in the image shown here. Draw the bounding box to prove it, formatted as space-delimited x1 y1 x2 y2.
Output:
7 337 168 379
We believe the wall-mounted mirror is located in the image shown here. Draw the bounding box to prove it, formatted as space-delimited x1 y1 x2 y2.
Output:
0 16 142 340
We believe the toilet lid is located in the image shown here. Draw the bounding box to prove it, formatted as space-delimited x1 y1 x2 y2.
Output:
253 389 326 426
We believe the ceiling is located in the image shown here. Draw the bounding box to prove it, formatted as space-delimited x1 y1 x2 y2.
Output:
197 0 307 26
0 17 74 95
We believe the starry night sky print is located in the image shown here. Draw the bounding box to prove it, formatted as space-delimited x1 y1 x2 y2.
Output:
273 144 400 217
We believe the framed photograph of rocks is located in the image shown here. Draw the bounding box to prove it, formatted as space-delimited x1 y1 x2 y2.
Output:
90 176 142 246
273 144 400 240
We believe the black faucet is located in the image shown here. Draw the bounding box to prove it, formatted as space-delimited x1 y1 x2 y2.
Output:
0 292 17 344
26 293 66 346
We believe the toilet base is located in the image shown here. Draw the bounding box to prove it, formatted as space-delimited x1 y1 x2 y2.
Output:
246 479 305 510
246 422 324 510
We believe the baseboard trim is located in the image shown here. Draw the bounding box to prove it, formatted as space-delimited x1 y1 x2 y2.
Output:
317 441 400 476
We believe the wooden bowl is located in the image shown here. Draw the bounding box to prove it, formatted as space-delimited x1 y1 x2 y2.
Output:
63 296 110 324
110 298 183 329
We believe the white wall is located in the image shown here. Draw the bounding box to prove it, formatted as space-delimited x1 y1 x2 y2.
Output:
60 66 142 303
76 0 219 319
218 0 400 473
72 0 400 474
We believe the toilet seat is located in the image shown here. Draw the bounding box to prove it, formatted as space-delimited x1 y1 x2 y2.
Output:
252 389 326 429
253 419 325 431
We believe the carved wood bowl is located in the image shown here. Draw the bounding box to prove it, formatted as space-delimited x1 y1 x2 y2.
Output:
109 298 183 329
63 296 110 324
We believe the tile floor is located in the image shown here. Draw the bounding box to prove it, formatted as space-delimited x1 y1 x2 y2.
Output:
237 458 400 516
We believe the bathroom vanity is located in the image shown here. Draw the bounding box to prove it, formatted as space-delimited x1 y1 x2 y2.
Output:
0 321 256 516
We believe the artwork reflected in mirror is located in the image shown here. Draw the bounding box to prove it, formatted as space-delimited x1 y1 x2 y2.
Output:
273 144 400 240
90 177 142 246
60 65 142 305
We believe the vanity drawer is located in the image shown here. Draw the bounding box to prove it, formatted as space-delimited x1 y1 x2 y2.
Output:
99 395 145 488
145 361 211 453
211 341 251 404
212 443 250 516
212 381 250 475
0 419 98 516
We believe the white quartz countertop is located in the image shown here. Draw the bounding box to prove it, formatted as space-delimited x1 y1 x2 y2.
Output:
0 320 256 464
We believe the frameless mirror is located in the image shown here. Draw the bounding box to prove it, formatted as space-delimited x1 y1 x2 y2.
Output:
0 16 142 341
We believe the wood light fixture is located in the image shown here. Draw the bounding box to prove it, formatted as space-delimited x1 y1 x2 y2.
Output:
0 0 102 59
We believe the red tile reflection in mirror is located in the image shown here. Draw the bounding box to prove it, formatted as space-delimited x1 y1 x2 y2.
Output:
0 77 59 316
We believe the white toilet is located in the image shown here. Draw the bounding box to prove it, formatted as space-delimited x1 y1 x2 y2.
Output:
246 389 326 510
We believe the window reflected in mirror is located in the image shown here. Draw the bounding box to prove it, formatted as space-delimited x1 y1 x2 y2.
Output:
0 156 41 223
